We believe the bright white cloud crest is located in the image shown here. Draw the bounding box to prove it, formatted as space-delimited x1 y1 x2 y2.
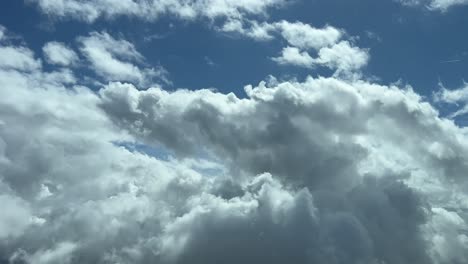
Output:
0 3 468 264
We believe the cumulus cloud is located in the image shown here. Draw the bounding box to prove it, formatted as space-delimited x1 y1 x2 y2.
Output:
314 41 369 74
42 41 79 66
272 41 369 74
229 20 368 74
0 23 467 264
275 21 342 50
272 46 315 67
78 32 169 86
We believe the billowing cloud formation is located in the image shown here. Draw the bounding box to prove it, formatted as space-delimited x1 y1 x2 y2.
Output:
28 0 286 23
1 24 468 264
78 32 169 86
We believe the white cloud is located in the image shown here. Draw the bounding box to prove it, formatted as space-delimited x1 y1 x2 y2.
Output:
435 83 468 104
434 83 468 117
272 41 369 75
275 20 342 50
397 0 468 11
43 41 79 66
430 0 468 9
29 0 286 23
0 45 41 71
272 46 314 67
221 19 276 41
314 41 369 74
78 32 169 86
227 20 368 74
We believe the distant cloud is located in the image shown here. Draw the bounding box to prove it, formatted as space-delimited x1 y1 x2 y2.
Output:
260 21 369 75
397 0 468 11
435 83 468 117
28 0 287 26
204 56 216 67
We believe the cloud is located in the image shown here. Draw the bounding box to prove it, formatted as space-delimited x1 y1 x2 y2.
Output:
0 25 5 41
0 25 467 264
314 41 369 74
10 242 78 264
272 46 315 67
0 194 32 239
397 0 468 11
99 78 468 191
77 32 169 86
0 45 41 71
434 83 468 117
28 0 286 23
275 21 342 50
272 41 369 74
42 41 79 66
228 20 368 74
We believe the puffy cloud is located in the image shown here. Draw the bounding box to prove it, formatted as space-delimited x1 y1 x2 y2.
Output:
275 21 342 50
0 27 41 71
426 207 468 263
272 46 315 67
0 46 41 71
42 41 79 66
272 41 369 74
100 77 468 191
231 20 368 74
0 25 467 264
28 0 286 23
314 41 369 74
78 32 169 86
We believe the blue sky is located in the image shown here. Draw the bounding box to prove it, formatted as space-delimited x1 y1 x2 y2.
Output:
2 1 468 263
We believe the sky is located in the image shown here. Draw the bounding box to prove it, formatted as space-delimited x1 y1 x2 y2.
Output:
1 0 468 263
